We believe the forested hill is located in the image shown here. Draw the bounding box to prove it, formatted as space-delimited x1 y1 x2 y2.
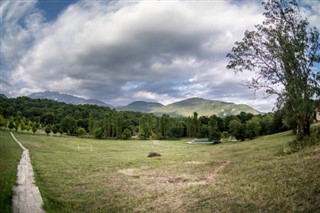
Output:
28 91 113 108
26 91 259 116
151 97 260 117
0 96 289 140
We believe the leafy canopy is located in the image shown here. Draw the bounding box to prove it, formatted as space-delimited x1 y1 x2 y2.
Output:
227 0 320 135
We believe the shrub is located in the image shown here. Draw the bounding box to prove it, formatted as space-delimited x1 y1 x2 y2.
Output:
208 130 221 142
285 126 320 153
94 127 104 139
45 126 51 136
122 128 131 140
77 127 86 136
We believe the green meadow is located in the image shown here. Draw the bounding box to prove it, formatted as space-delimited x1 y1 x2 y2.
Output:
2 129 320 212
0 130 22 213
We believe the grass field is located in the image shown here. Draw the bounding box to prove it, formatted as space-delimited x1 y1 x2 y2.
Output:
0 130 22 213
4 129 320 212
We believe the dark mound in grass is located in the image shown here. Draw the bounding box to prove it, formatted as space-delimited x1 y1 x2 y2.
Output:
148 152 161 157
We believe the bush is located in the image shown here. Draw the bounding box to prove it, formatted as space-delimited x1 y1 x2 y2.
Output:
122 128 131 140
208 130 221 142
77 127 86 136
45 126 51 136
94 127 104 139
285 127 320 153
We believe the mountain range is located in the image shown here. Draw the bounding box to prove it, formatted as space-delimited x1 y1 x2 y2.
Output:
28 91 113 108
27 91 260 117
0 94 8 99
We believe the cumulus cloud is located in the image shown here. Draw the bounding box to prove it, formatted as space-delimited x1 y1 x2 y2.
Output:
0 1 43 67
2 0 317 111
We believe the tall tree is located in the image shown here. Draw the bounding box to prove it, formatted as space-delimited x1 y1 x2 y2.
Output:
227 0 320 136
139 114 155 139
61 116 77 135
208 115 221 141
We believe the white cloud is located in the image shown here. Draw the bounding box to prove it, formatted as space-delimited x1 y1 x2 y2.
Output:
3 0 317 112
132 91 178 105
0 1 43 67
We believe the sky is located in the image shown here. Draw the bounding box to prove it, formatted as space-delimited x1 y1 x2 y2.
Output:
1 0 319 112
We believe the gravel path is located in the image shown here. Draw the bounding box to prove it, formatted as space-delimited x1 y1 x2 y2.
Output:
10 132 45 213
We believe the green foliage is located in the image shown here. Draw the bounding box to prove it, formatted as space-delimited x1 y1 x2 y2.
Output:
0 114 6 127
61 116 77 135
139 114 154 139
234 124 246 141
52 124 60 135
169 126 182 139
227 0 320 136
58 128 63 135
228 119 241 136
13 120 19 132
32 122 37 134
40 113 56 125
77 127 86 136
285 126 320 153
8 119 14 131
20 121 26 131
121 128 131 140
0 97 293 141
94 127 104 139
208 129 221 141
45 126 51 136
138 128 147 140
246 120 261 140
208 115 221 141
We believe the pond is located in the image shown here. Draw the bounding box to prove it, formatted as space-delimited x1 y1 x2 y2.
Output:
186 139 221 144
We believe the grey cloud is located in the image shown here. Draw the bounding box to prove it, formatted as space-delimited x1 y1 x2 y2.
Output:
4 0 303 111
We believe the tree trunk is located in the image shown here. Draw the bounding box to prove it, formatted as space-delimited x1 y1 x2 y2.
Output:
303 118 311 136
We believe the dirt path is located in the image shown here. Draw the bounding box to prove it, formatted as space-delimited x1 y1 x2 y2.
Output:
10 132 45 213
119 160 231 186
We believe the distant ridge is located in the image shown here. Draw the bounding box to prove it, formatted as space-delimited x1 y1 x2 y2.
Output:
0 94 8 99
118 101 164 113
151 97 260 117
28 91 113 108
26 92 260 117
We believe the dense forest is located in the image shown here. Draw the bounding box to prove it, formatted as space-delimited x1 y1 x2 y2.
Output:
0 96 306 141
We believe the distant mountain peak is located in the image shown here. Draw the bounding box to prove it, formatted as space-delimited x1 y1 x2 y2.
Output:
28 91 113 108
0 94 8 99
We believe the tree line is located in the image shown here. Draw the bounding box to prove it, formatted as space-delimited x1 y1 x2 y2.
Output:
0 96 305 141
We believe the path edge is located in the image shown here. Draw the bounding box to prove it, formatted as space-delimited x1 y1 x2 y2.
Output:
10 132 45 213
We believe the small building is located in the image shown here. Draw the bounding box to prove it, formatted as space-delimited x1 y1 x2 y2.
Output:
316 109 320 122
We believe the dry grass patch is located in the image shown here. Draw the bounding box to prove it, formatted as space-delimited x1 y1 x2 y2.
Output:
118 160 231 188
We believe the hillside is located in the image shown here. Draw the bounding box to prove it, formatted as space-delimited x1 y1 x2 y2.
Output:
118 101 163 113
28 91 113 108
26 91 260 117
151 97 260 117
9 130 320 212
